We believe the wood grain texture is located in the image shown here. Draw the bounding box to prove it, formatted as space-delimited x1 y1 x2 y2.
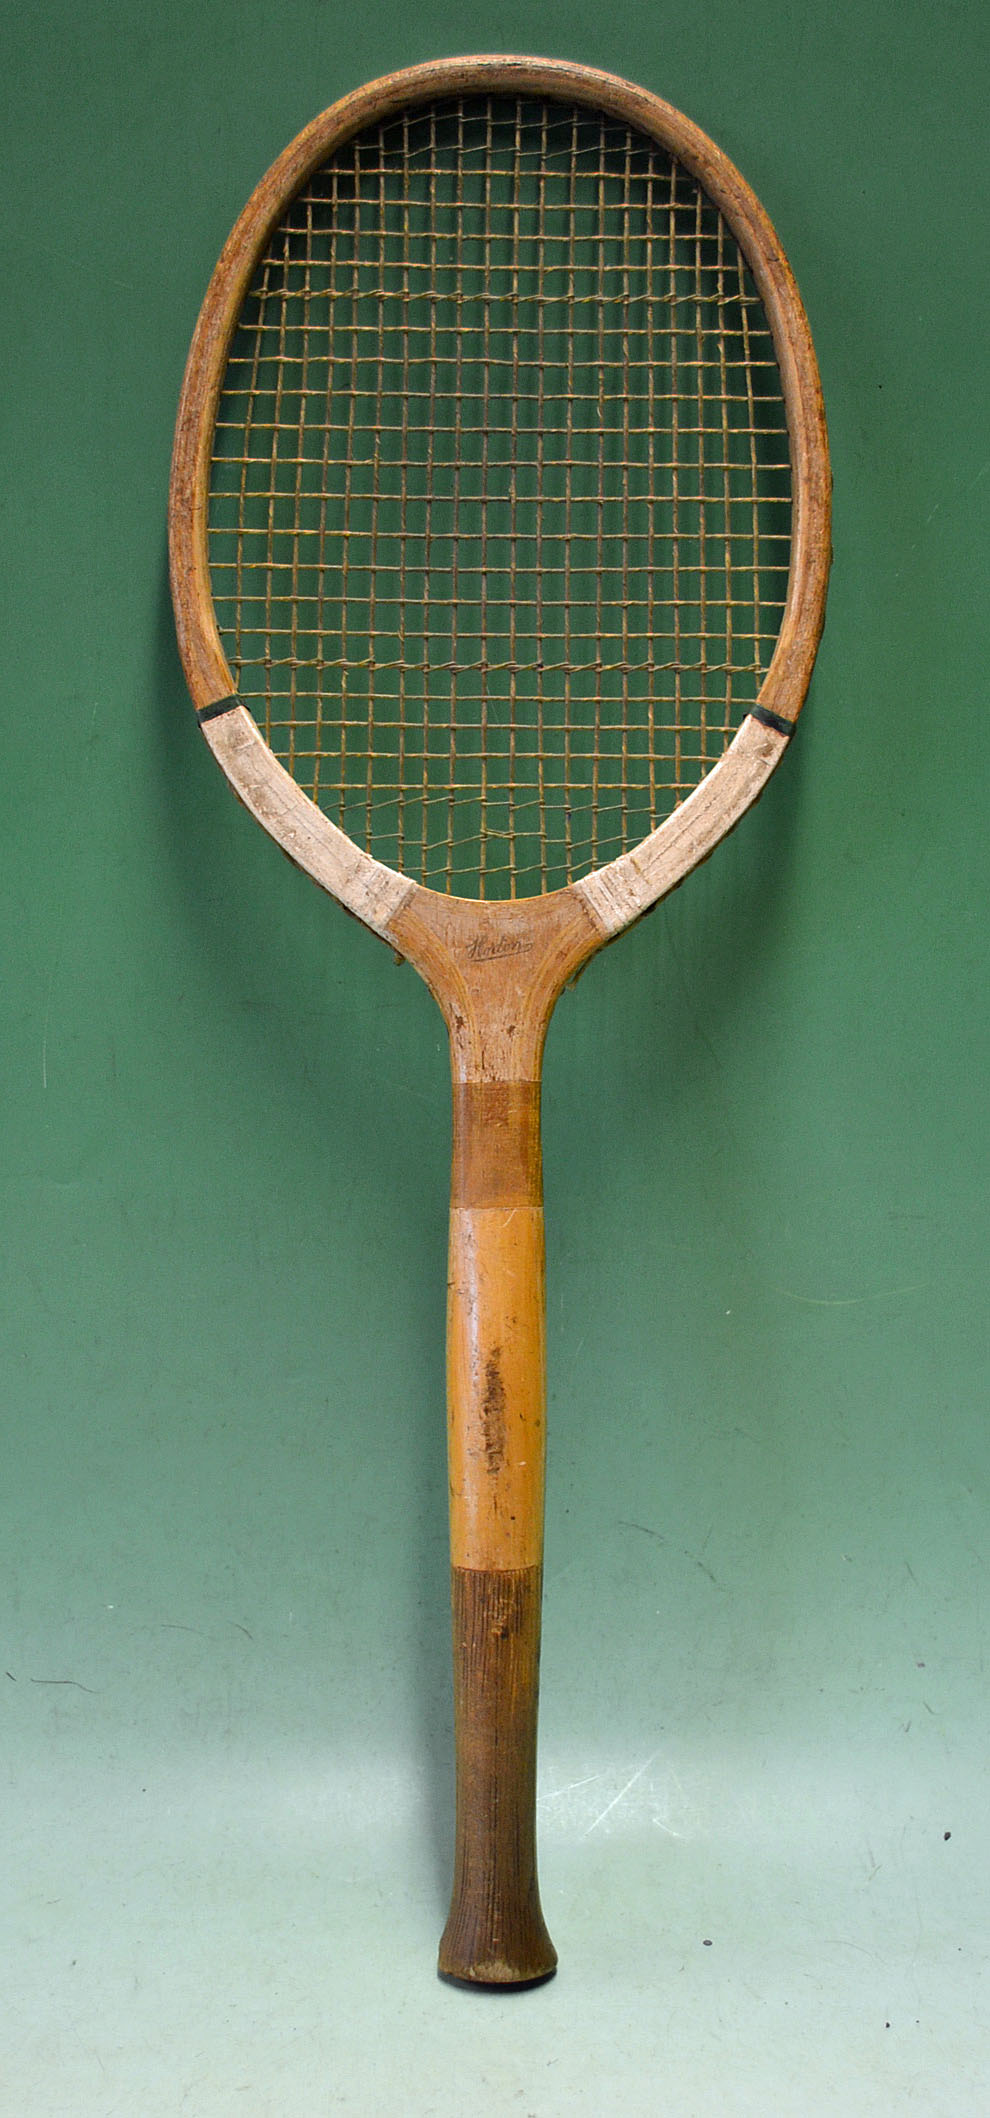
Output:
438 1565 557 1985
387 889 604 1081
447 1203 547 1571
574 715 790 937
451 1083 542 1207
167 54 832 1984
202 708 414 940
170 53 830 942
391 891 595 1964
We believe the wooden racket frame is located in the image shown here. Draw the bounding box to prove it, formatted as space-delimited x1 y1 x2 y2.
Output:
169 54 831 1986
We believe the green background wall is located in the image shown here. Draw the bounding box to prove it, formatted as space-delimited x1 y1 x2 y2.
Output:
4 3 988 2111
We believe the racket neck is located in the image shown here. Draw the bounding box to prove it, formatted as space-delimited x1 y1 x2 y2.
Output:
388 887 603 1085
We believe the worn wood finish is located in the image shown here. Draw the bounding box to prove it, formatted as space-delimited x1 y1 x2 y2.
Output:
168 54 832 1987
169 54 831 947
389 890 601 1974
439 1565 556 1984
448 1075 545 1572
386 892 602 1576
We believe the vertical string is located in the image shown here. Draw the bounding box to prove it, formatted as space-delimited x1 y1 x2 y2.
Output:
444 104 466 891
288 193 314 781
312 166 337 809
643 158 657 830
265 223 294 754
591 115 607 872
736 249 763 691
365 131 387 853
693 182 709 779
534 102 548 892
478 99 494 898
562 108 578 882
233 253 272 733
667 160 683 798
507 100 523 897
396 111 411 874
619 125 632 854
421 106 439 887
337 144 363 829
715 212 735 745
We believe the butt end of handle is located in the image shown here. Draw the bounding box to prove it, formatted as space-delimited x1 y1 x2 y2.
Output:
438 1905 557 1987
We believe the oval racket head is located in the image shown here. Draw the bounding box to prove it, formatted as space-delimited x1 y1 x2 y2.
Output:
167 58 831 1987
170 55 829 936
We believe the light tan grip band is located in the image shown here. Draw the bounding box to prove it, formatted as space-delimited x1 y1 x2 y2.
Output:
446 1081 546 1573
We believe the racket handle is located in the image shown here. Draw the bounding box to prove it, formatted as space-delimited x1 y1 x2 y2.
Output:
438 1081 557 1984
439 1563 556 1984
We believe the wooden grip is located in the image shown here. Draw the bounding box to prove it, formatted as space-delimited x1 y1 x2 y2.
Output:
438 1566 556 1984
439 1079 557 1982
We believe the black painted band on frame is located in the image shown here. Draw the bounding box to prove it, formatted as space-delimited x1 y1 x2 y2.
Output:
751 705 797 736
196 695 241 724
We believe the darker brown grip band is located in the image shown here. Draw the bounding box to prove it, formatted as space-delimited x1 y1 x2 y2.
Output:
438 1564 557 1985
450 1081 542 1207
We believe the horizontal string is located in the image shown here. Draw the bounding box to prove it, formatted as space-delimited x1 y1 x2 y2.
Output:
228 636 777 658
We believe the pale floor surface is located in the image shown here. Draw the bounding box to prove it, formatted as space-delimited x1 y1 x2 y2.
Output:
7 1730 985 2116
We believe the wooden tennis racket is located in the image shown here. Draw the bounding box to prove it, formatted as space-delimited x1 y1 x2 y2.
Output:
169 55 830 1985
